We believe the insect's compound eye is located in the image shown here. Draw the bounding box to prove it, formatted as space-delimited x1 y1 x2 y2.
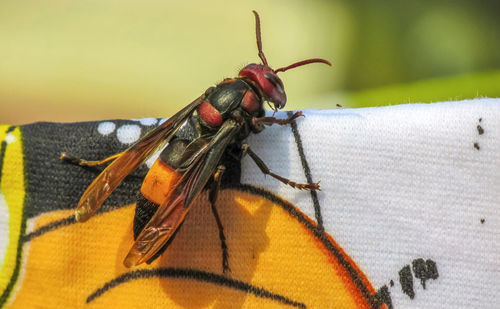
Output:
264 72 284 95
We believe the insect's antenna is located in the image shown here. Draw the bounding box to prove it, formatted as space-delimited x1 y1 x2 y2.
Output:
274 58 332 73
253 10 268 66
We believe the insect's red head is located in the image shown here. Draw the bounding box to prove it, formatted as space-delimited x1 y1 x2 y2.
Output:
242 11 332 111
239 64 286 109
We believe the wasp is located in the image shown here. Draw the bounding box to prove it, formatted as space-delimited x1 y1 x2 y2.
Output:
61 11 331 273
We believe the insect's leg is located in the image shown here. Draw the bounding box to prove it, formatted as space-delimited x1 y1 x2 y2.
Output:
252 111 303 127
242 144 320 191
60 152 123 167
209 165 231 274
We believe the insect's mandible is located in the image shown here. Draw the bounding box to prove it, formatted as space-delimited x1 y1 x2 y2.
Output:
61 10 331 272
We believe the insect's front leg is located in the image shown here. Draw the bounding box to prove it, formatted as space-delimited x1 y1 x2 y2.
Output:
251 111 303 127
60 152 123 167
242 144 320 191
209 165 231 274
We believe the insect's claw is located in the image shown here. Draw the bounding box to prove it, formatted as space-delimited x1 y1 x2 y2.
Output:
299 181 320 191
60 152 82 166
313 181 321 191
288 111 304 122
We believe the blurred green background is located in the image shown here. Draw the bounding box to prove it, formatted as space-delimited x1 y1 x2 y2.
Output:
1 0 499 124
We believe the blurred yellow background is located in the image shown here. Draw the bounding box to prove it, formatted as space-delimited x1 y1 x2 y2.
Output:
1 0 499 124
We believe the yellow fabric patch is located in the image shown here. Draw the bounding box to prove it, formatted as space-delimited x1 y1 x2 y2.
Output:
0 127 25 296
10 189 376 308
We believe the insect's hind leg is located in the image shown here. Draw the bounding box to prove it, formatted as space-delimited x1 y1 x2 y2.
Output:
60 151 123 167
209 165 231 274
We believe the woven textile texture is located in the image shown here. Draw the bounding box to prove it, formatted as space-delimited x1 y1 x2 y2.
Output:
0 98 498 308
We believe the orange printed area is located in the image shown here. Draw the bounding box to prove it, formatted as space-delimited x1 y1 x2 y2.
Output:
10 188 378 308
140 160 181 205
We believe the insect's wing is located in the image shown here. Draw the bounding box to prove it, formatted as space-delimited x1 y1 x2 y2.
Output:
75 96 205 222
123 119 240 267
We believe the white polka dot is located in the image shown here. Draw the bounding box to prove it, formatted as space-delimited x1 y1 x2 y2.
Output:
138 118 158 126
116 124 141 145
0 191 9 267
4 133 16 144
97 122 116 136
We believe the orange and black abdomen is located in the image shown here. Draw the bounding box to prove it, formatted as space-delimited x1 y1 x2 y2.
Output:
133 153 186 263
138 136 197 208
140 159 180 206
134 160 180 239
133 139 190 246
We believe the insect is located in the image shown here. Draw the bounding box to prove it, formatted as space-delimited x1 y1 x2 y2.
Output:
61 11 331 273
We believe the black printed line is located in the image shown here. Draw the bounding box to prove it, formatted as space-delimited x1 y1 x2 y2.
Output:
23 205 123 243
287 111 323 232
23 215 75 242
87 268 306 308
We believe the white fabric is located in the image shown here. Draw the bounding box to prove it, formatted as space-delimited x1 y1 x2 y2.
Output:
241 98 500 308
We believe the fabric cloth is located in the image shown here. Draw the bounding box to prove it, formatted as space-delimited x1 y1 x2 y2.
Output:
0 98 498 308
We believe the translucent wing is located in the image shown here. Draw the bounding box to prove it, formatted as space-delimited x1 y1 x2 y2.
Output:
75 96 205 222
123 119 240 267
